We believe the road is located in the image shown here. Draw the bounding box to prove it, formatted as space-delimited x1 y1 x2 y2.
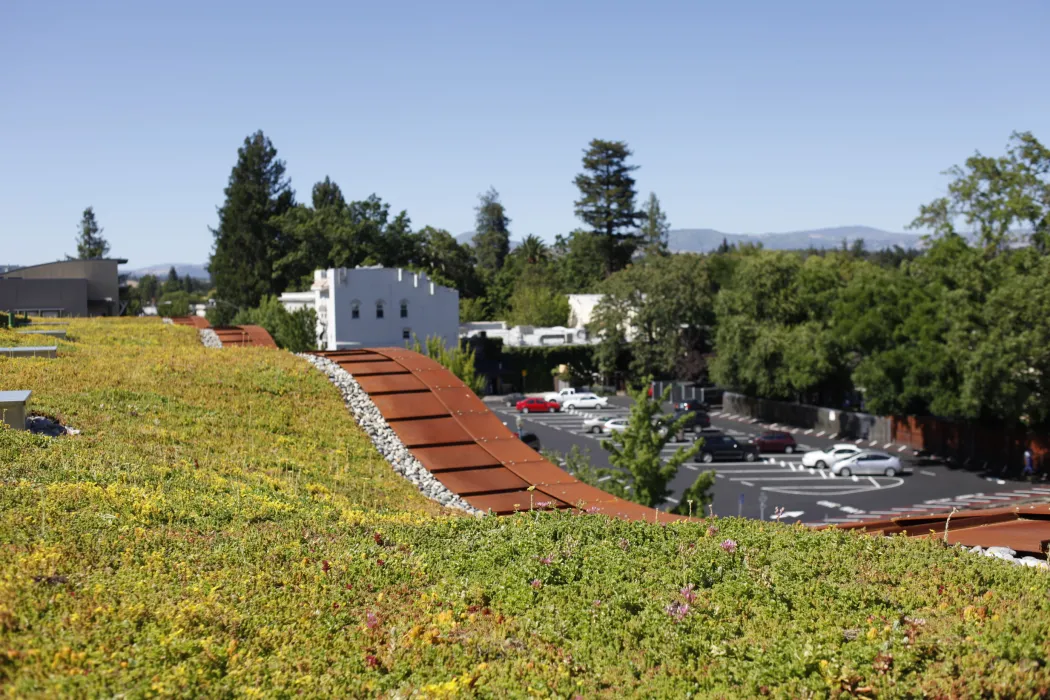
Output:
490 397 1050 525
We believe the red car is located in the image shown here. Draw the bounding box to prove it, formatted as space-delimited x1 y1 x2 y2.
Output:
754 430 798 453
516 397 560 414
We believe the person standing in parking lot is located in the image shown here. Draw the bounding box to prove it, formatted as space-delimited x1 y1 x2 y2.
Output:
1023 449 1035 478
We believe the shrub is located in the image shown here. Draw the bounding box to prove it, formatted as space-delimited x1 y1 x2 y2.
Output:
410 335 487 396
233 296 318 352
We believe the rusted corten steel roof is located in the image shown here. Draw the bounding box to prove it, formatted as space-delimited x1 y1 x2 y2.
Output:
823 504 1050 557
169 317 277 348
212 325 277 348
313 348 688 523
171 315 211 329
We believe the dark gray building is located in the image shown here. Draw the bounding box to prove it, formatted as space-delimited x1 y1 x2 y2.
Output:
0 258 127 317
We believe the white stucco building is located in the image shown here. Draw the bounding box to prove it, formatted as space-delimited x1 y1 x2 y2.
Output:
566 294 604 329
459 321 596 348
279 267 459 351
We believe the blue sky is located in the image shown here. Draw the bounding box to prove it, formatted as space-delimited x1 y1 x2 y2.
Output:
2 0 1047 268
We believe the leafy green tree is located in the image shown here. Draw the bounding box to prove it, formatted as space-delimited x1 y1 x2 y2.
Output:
472 188 511 274
410 335 487 396
233 296 318 352
137 274 159 303
551 230 606 293
573 139 643 274
910 131 1049 255
459 297 489 323
506 283 569 326
156 291 192 317
209 131 295 310
639 192 670 257
712 250 851 403
601 382 700 508
415 226 479 296
595 254 718 380
74 207 109 259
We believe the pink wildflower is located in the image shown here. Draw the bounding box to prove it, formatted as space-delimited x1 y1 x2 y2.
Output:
706 525 719 537
720 538 738 554
365 612 379 629
665 601 690 622
539 555 554 565
530 579 543 590
680 583 697 604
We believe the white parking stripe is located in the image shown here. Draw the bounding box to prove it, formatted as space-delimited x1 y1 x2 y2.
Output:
816 431 825 437
868 477 880 489
897 446 908 452
739 480 754 486
804 429 813 435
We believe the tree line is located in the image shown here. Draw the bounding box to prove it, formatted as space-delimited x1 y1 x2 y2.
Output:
207 132 668 327
590 131 1050 431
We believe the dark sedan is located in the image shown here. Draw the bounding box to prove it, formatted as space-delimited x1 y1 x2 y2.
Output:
693 433 760 463
754 430 798 454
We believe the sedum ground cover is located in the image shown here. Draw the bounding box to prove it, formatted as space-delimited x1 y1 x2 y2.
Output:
1 320 1048 698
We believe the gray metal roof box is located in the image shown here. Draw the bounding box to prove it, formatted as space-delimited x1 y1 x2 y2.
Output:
0 346 57 358
16 329 66 338
0 390 31 430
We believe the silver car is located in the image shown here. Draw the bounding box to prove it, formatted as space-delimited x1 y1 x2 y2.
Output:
832 451 903 477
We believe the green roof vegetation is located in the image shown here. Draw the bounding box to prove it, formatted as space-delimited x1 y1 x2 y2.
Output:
2 320 1048 697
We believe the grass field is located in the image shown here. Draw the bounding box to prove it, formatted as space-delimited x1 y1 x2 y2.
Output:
1 319 1048 698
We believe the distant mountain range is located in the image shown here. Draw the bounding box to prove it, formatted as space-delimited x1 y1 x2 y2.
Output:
123 227 920 281
455 226 922 253
124 263 211 280
455 232 522 249
666 226 922 253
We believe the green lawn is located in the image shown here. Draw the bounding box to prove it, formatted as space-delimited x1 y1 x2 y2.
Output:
1 320 1048 698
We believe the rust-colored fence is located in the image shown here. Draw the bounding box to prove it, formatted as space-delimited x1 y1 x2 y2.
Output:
891 416 1050 473
314 348 687 523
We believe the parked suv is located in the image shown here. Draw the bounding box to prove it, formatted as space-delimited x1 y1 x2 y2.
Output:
693 433 760 463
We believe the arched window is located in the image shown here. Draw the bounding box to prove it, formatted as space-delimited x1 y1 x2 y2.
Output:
400 300 408 318
350 300 360 319
376 300 385 319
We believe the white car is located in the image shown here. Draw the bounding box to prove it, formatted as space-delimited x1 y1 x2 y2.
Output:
599 418 629 434
801 444 862 469
583 415 606 433
562 392 609 410
832 452 902 477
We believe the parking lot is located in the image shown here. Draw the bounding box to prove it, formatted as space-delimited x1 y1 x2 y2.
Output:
490 398 1050 524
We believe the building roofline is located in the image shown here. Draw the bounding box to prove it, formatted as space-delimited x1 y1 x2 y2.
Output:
0 258 129 276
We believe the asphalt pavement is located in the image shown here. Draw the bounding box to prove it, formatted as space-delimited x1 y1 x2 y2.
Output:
490 396 1050 525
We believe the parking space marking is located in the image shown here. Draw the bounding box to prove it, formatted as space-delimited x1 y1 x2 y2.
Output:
739 480 754 486
868 477 880 488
